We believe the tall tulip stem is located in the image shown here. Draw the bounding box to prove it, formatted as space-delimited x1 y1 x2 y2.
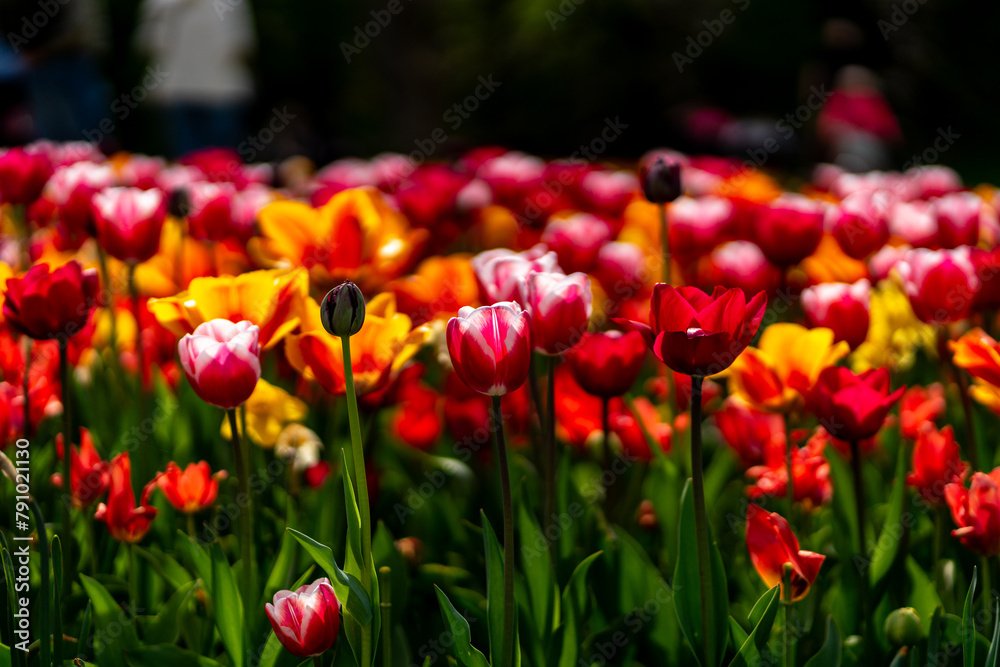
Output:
340 334 373 667
379 566 392 667
491 395 515 667
690 375 716 667
227 408 254 643
850 439 867 620
59 337 74 570
781 564 794 667
544 356 557 533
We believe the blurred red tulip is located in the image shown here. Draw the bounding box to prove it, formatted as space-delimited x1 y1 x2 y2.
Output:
593 241 647 297
609 396 671 460
390 372 443 451
714 397 785 467
471 244 560 304
889 200 938 248
668 195 734 259
945 469 1000 556
800 279 871 349
3 261 99 340
186 181 237 242
899 383 945 440
53 428 109 509
897 247 979 323
520 271 592 355
541 213 611 274
754 195 824 267
0 147 53 205
265 578 341 658
94 452 158 543
935 192 982 249
43 161 116 238
92 186 167 264
565 330 646 398
804 366 904 441
746 433 831 508
156 461 222 514
907 425 968 507
695 240 782 296
828 191 890 260
446 303 530 396
616 284 767 377
746 504 825 601
178 319 261 409
971 248 1000 309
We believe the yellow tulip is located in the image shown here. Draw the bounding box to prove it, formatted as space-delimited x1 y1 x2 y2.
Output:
220 378 308 447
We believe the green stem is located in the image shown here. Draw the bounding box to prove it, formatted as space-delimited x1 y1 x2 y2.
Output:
27 497 51 667
659 202 670 284
933 506 943 592
227 408 254 645
690 376 716 667
59 337 74 575
84 511 98 575
981 556 993 622
782 564 794 667
187 513 197 539
850 439 867 622
544 356 557 533
340 335 373 667
313 656 324 667
379 566 392 667
491 395 515 667
128 542 138 618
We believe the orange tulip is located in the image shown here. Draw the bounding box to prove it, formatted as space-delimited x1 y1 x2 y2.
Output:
387 254 479 326
94 453 158 543
147 267 308 349
156 461 224 514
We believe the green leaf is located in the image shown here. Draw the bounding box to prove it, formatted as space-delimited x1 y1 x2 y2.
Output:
728 587 779 667
555 551 602 667
125 644 226 666
729 617 749 651
906 557 942 636
177 532 212 591
287 528 372 625
142 580 197 645
803 616 842 667
964 566 978 667
261 505 298 610
340 448 380 667
673 479 729 667
888 647 908 667
434 586 491 667
986 597 1000 667
135 545 194 591
52 535 64 666
927 606 943 662
481 511 506 667
79 599 93 662
869 446 906 588
0 643 10 667
79 574 139 667
827 449 860 556
517 487 556 645
1 546 22 667
210 540 245 667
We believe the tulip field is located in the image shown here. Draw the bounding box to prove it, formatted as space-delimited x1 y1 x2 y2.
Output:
3 142 1000 667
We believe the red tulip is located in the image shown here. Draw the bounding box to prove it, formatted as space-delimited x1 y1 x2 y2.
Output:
754 195 824 267
186 181 237 242
889 200 938 248
800 279 871 349
265 578 341 658
3 261 99 340
945 469 1000 556
615 284 767 377
579 169 638 218
745 433 832 508
178 319 261 409
0 147 53 205
565 330 646 398
43 161 116 237
907 425 968 507
446 302 530 396
714 397 785 467
156 461 222 514
899 383 945 440
92 186 167 264
828 191 890 260
745 503 826 600
935 192 982 249
390 372 443 451
667 195 734 259
804 366 904 441
541 213 611 274
609 396 671 461
896 247 979 323
52 428 109 509
94 452 158 543
471 244 561 303
695 240 782 297
593 241 647 297
520 271 592 355
972 248 1000 310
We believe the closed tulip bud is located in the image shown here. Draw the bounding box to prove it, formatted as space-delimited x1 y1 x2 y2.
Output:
177 320 261 409
321 281 366 337
884 608 922 647
640 157 683 204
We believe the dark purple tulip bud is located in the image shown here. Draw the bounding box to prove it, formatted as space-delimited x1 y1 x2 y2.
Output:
641 158 683 204
321 281 365 337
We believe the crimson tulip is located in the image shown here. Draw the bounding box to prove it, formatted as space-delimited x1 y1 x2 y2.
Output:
907 425 968 507
520 271 592 355
155 461 222 514
52 428 109 509
92 186 167 264
667 195 734 259
828 191 890 260
390 371 443 451
714 397 785 467
945 469 1000 556
43 161 116 237
565 330 646 398
896 247 979 323
185 181 237 241
805 366 904 441
265 578 341 658
746 503 826 601
178 319 261 409
94 452 158 543
446 302 531 396
899 383 945 441
745 433 832 508
754 195 824 267
0 147 53 204
3 261 99 340
889 200 938 247
615 283 767 377
540 213 611 274
800 279 871 350
695 240 782 297
934 192 982 249
471 244 561 303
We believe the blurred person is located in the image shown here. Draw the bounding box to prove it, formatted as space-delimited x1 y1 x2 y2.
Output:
0 0 111 140
135 0 256 157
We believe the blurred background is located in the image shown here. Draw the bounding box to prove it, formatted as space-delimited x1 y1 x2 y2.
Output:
1 0 998 181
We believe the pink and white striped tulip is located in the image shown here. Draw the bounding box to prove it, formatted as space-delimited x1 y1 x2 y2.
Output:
801 279 872 349
178 320 261 409
92 186 167 263
446 303 531 396
519 271 593 355
265 578 340 658
471 244 561 303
